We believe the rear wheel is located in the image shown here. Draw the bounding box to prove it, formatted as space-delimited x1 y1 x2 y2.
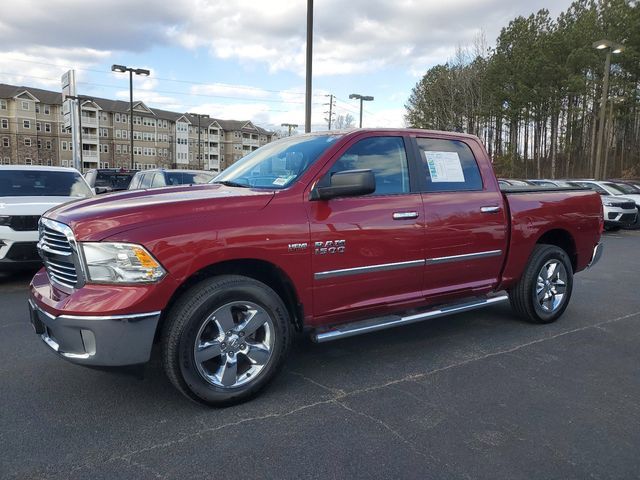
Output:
509 244 573 324
161 275 293 406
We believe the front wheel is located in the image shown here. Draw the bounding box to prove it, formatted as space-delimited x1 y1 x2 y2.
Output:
161 275 293 406
509 244 574 324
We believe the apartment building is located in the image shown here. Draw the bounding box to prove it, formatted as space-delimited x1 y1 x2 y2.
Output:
0 83 274 172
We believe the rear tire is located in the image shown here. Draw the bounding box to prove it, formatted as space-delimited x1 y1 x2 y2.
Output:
161 275 293 406
509 244 573 324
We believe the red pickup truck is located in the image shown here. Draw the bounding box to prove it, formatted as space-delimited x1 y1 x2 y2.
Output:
29 129 603 405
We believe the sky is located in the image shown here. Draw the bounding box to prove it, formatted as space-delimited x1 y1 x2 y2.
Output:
0 0 574 133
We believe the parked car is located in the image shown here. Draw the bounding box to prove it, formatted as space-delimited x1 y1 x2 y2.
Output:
575 180 640 213
0 166 93 270
29 129 603 406
128 169 215 190
527 179 559 187
84 168 138 194
567 181 638 230
498 178 532 186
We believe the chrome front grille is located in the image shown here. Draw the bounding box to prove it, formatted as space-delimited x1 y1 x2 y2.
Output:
41 225 73 256
38 218 80 290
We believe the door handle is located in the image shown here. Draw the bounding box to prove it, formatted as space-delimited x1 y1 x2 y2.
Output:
480 206 501 214
393 211 419 220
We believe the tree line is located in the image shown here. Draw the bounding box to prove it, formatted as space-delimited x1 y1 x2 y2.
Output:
405 0 640 179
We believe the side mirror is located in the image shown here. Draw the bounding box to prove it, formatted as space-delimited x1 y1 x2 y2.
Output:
94 186 110 195
310 169 375 201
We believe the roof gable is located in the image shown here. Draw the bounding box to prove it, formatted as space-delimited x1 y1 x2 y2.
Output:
15 90 39 102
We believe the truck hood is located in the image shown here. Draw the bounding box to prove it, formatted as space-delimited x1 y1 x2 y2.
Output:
45 184 275 241
0 196 85 216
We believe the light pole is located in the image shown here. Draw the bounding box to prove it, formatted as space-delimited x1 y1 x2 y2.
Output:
281 123 299 136
188 113 210 170
305 0 313 133
349 93 374 128
324 94 335 130
111 64 150 169
592 40 623 180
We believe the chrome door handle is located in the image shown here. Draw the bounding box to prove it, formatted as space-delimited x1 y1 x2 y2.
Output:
393 211 419 220
480 206 501 214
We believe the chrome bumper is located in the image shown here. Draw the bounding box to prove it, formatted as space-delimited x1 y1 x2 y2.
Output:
588 242 604 269
28 299 161 366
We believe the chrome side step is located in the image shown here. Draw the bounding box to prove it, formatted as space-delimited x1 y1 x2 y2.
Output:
312 294 509 343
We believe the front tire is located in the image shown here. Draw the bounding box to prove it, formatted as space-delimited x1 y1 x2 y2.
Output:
509 244 573 324
161 275 293 406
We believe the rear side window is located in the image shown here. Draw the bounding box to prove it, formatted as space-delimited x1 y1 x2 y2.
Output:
329 136 410 195
416 138 482 192
151 173 165 188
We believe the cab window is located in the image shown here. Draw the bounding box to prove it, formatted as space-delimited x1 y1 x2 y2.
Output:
329 136 410 195
416 138 482 192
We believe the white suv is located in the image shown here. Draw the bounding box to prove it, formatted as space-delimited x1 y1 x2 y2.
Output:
568 180 639 230
0 166 93 270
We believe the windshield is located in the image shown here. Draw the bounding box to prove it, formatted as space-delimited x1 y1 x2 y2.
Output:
212 134 341 189
606 182 638 194
166 171 215 185
570 182 608 195
0 170 92 198
96 172 135 189
601 182 624 195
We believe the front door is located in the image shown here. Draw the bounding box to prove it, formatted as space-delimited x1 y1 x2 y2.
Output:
305 135 426 324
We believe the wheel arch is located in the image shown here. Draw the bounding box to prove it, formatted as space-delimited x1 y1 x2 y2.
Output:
536 228 577 271
157 258 305 340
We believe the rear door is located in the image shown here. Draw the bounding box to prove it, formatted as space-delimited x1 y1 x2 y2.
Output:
305 134 426 322
412 135 507 297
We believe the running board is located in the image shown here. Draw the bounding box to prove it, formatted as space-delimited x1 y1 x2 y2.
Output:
312 294 509 343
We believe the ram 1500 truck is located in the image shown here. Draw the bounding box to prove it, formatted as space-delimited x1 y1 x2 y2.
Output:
29 129 604 406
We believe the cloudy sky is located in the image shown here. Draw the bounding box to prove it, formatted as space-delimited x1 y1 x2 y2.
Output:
0 0 573 132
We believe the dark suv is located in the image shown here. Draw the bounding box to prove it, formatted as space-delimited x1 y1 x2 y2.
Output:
84 169 138 194
128 169 215 190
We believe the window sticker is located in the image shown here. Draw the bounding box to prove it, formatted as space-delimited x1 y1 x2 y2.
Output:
272 176 290 186
424 151 465 183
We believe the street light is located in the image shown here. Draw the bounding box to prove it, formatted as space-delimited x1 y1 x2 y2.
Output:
592 40 624 180
281 123 299 136
111 64 150 169
188 113 210 170
349 93 374 128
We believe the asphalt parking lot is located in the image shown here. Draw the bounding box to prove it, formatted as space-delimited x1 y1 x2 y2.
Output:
1 230 640 480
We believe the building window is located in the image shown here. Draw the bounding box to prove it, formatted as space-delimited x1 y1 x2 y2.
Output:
25 158 32 165
24 137 32 147
100 162 109 168
35 104 40 113
62 141 67 150
45 123 51 133
0 100 6 110
2 137 8 147
22 101 29 111
23 120 31 129
1 119 8 129
37 139 42 149
46 140 52 150
44 105 50 115
62 159 69 167
60 124 66 133
36 122 41 132
115 113 120 123
116 144 121 154
3 157 10 165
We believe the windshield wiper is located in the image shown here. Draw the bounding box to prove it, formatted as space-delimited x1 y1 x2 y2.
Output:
212 180 250 188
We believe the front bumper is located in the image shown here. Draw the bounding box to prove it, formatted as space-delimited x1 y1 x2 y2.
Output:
28 299 160 366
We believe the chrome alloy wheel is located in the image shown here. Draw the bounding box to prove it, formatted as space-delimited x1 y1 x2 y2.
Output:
193 301 274 388
535 260 568 313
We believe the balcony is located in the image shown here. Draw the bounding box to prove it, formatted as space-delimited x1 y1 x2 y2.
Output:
242 138 259 146
82 134 98 143
81 150 98 159
80 116 98 127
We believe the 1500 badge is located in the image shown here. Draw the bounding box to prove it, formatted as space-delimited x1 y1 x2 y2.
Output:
314 240 346 255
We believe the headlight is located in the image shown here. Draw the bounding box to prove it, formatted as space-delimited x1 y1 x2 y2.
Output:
603 202 614 207
0 215 11 226
81 242 166 284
